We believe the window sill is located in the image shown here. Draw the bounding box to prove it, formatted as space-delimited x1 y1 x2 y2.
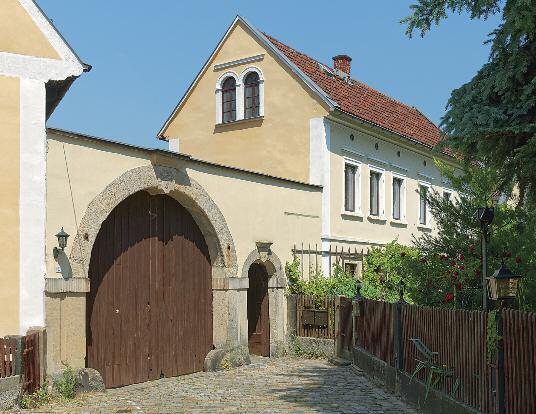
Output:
367 214 387 223
216 116 263 127
417 224 432 231
341 210 363 219
390 219 408 227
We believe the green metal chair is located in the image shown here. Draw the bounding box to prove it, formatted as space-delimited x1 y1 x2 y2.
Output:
409 338 460 400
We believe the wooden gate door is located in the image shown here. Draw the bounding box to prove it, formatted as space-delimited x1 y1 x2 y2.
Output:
247 263 270 356
87 191 213 388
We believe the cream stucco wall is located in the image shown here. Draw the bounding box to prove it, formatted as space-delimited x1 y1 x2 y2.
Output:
161 21 329 183
0 0 60 59
45 130 321 369
326 119 455 252
0 75 20 336
46 133 321 279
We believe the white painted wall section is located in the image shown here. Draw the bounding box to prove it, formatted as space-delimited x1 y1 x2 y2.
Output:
19 78 46 334
169 138 180 153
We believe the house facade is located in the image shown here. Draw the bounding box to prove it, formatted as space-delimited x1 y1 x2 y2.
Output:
0 0 87 337
1 4 458 388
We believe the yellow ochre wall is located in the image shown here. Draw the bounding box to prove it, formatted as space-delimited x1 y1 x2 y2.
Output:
161 21 329 183
0 0 60 59
45 132 321 281
0 75 20 336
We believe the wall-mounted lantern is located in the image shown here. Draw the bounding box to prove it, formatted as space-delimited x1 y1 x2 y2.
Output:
487 262 522 302
53 227 69 259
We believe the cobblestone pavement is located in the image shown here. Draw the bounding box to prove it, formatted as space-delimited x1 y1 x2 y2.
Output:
20 357 417 413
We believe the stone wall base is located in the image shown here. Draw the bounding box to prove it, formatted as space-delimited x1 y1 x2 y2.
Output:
353 347 482 414
288 335 334 359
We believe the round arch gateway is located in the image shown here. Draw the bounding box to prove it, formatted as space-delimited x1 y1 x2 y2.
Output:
87 191 213 388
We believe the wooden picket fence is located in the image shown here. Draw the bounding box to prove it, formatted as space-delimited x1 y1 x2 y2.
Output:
0 337 18 379
0 331 42 395
296 295 336 339
503 309 536 414
351 300 536 414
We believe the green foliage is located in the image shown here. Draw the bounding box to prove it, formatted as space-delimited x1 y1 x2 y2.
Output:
486 310 501 364
402 0 536 205
285 259 356 307
414 163 536 311
54 363 77 400
19 381 50 409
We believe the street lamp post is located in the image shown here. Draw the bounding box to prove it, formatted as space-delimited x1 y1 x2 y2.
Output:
478 207 494 311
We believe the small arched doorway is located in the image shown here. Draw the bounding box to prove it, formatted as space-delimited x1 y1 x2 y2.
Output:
86 191 213 388
247 263 270 356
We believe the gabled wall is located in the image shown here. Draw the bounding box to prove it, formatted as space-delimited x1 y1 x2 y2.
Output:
161 21 329 183
0 0 59 59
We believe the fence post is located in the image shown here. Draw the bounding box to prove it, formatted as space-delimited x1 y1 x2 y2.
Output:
394 281 405 371
496 310 506 414
334 295 342 357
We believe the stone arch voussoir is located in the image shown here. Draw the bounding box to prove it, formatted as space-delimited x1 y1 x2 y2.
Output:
69 164 237 280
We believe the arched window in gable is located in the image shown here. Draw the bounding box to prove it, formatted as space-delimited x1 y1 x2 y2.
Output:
244 72 260 119
222 77 236 123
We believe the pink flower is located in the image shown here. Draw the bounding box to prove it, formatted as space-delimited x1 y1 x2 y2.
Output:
455 282 462 291
459 254 465 261
452 271 459 279
459 265 465 271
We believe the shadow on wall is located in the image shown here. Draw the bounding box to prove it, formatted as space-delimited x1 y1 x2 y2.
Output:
55 250 73 279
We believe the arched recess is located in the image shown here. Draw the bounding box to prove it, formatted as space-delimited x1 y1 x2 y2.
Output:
242 244 287 356
69 164 237 281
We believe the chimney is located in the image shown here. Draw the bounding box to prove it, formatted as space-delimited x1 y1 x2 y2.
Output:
333 55 352 76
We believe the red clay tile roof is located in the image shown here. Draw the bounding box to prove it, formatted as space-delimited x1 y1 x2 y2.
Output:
264 33 443 148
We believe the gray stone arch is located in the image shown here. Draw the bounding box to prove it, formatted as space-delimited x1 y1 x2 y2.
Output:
69 164 237 281
242 243 287 356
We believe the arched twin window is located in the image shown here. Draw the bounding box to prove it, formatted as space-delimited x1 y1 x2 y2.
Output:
216 68 263 124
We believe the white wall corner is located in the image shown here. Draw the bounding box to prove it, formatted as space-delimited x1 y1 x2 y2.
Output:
169 138 180 153
20 78 47 334
309 117 325 186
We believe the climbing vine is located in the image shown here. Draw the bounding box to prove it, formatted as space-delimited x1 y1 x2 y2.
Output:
486 310 501 364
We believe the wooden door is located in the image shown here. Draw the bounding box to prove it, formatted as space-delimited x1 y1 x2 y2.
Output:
87 191 213 388
247 263 270 356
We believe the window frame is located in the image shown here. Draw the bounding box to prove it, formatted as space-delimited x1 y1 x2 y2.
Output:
342 158 362 216
418 181 432 228
221 76 237 123
368 165 385 219
243 72 260 119
391 173 406 222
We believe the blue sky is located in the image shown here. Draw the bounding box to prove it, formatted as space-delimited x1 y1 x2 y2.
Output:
40 1 501 150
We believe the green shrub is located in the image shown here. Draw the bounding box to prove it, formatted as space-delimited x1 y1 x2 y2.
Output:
285 259 356 307
19 380 50 409
54 363 77 400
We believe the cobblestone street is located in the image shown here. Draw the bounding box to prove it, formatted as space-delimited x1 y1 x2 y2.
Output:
19 357 417 414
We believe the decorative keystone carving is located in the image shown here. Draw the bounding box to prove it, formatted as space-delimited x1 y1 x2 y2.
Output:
256 241 273 262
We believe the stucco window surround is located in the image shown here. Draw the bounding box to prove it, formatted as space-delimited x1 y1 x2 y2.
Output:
215 68 265 125
215 71 241 125
390 172 407 225
241 245 287 356
341 157 362 218
367 165 386 222
417 180 432 230
239 66 264 119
